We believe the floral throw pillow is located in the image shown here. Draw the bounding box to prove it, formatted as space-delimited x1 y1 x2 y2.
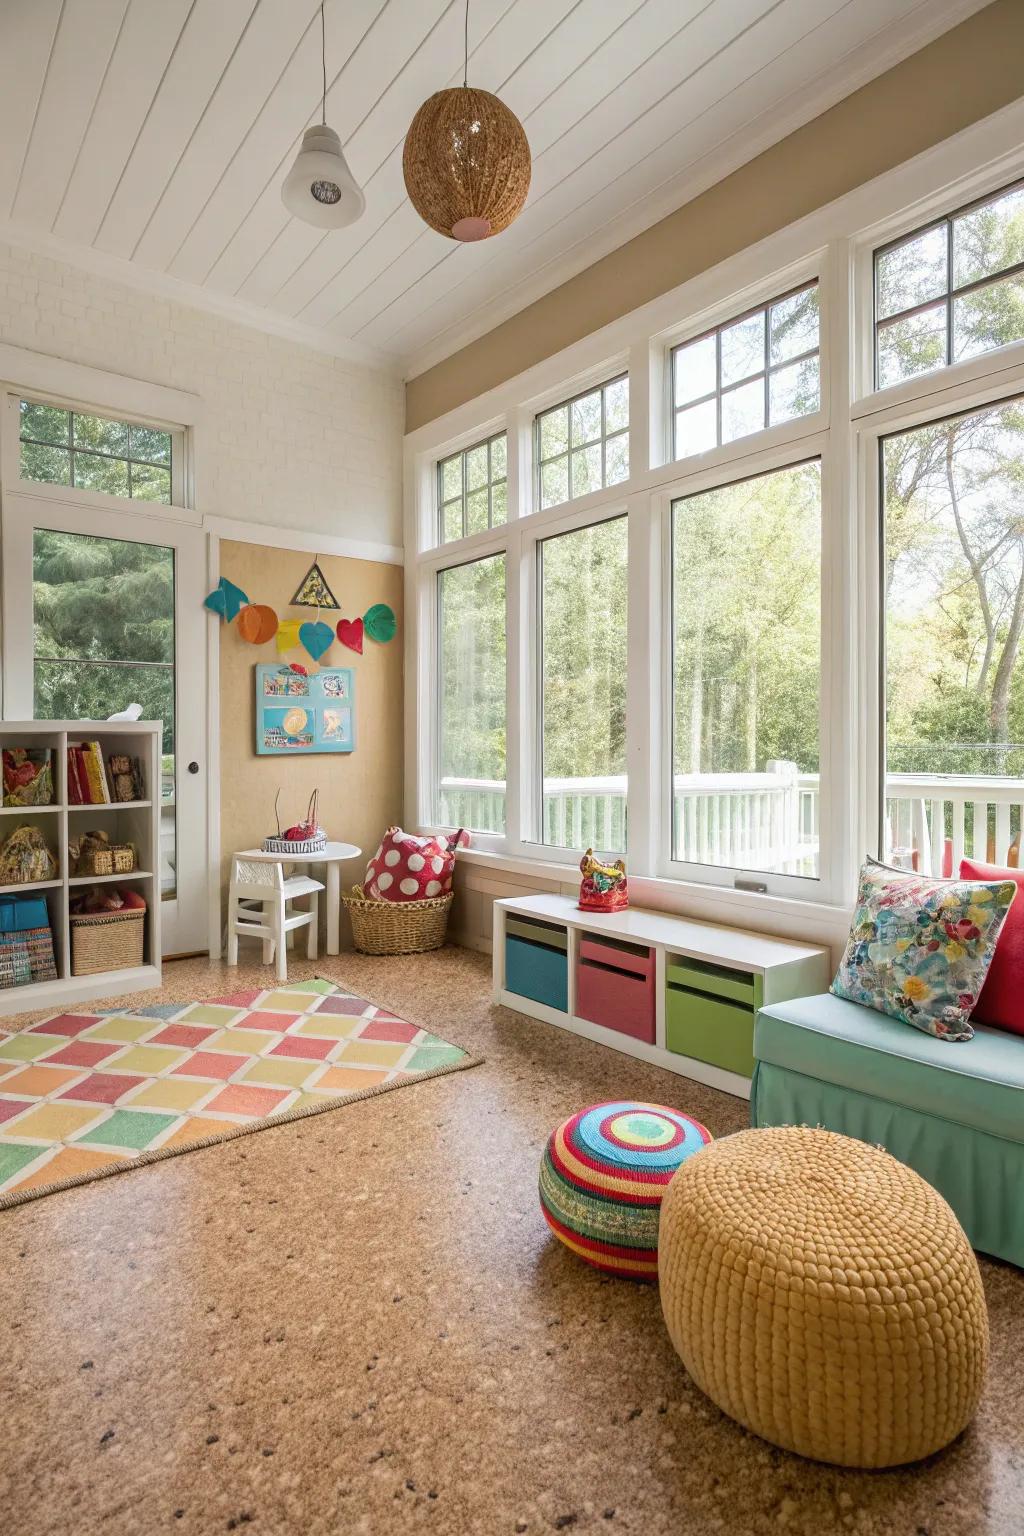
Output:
831 858 1017 1041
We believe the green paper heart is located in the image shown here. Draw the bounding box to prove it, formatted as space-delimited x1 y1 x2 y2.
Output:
363 603 397 643
299 620 334 662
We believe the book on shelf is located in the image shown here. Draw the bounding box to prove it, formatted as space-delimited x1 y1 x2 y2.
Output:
67 742 112 805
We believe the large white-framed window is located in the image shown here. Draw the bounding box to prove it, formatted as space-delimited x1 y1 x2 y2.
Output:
405 106 1024 921
434 550 508 835
0 367 208 958
667 456 823 892
852 364 1024 882
537 512 629 853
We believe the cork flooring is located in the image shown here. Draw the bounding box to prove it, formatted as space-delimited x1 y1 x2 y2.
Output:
2 946 1022 1536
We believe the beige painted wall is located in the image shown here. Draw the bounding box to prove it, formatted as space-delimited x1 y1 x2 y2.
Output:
406 0 1024 431
218 540 403 947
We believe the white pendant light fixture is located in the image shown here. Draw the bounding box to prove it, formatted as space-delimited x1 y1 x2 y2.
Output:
282 5 365 229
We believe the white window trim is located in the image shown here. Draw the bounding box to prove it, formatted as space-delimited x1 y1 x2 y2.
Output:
404 99 1024 922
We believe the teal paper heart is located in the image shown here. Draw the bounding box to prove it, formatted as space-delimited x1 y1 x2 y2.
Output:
299 620 334 662
203 578 249 622
363 603 397 643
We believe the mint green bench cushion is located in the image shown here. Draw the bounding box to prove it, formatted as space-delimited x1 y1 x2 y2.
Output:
756 993 1024 1145
751 1061 1024 1267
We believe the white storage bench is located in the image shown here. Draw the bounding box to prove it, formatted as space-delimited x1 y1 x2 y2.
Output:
493 893 830 1099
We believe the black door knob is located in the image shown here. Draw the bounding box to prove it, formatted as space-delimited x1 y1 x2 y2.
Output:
187 761 199 774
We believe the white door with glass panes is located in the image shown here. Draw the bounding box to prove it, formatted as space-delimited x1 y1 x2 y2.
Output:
1 394 208 956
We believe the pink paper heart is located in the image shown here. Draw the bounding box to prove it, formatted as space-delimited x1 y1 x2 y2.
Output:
336 616 364 655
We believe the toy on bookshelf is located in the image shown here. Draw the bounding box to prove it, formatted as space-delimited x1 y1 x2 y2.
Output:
107 754 145 802
578 849 628 912
71 830 137 877
2 747 54 807
0 825 58 885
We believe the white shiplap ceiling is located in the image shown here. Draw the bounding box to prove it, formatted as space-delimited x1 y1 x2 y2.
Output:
0 0 990 377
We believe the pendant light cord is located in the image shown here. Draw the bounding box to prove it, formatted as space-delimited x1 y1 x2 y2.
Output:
320 3 327 125
463 0 469 87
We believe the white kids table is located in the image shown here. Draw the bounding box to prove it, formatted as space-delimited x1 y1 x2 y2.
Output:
236 841 362 955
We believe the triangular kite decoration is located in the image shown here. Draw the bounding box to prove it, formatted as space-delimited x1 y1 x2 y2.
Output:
203 578 249 622
290 559 340 610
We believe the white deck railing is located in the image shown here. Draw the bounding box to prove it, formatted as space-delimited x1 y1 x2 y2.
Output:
438 766 1023 874
886 773 1023 872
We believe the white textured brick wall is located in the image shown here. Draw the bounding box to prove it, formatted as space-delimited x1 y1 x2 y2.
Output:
0 240 404 547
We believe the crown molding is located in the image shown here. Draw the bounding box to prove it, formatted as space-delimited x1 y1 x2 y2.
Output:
0 218 403 379
400 0 990 380
204 513 403 566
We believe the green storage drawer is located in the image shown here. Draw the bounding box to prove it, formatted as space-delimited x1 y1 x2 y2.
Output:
665 983 756 1077
666 957 760 1007
506 915 568 951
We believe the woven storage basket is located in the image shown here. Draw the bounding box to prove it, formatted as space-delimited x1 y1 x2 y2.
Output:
343 884 453 955
658 1126 988 1468
70 906 145 976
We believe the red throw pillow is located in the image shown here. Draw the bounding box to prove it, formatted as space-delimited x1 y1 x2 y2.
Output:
364 826 470 903
960 858 1024 1036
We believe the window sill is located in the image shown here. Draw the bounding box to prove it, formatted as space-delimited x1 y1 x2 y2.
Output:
452 845 852 944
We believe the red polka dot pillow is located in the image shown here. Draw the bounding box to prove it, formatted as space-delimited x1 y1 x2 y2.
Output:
364 826 470 902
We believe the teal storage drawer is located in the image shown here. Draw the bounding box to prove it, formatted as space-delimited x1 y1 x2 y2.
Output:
505 930 568 1013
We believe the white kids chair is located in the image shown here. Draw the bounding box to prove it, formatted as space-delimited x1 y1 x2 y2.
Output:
226 857 323 983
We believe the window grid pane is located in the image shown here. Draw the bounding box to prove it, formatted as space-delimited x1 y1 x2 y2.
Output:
540 517 628 851
880 395 1024 871
671 285 820 462
536 375 630 510
436 554 507 833
671 460 822 878
19 400 173 505
873 177 1024 387
437 432 508 545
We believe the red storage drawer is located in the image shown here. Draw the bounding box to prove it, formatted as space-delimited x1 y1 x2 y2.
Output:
576 936 655 1044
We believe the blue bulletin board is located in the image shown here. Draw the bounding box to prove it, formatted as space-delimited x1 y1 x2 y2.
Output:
255 665 355 755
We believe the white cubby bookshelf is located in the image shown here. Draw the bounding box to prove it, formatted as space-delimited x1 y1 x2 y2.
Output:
0 721 162 1015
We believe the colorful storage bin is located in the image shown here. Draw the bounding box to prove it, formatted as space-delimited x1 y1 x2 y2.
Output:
0 894 51 932
505 916 569 1013
665 957 761 1077
576 935 655 1043
0 893 57 990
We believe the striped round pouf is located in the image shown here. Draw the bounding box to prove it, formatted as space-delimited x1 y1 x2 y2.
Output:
539 1101 712 1280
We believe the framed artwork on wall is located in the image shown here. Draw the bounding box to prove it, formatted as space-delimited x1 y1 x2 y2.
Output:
255 665 355 755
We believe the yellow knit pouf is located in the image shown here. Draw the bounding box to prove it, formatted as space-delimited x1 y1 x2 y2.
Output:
658 1127 988 1468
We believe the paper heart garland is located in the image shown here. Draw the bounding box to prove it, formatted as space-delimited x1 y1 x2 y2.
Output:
336 617 364 655
276 618 302 654
299 620 334 662
236 604 278 644
203 578 249 622
363 603 397 643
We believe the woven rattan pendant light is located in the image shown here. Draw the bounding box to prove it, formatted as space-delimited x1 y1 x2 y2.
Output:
403 0 530 242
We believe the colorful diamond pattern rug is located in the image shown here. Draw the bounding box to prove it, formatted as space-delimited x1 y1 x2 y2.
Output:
0 979 478 1209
